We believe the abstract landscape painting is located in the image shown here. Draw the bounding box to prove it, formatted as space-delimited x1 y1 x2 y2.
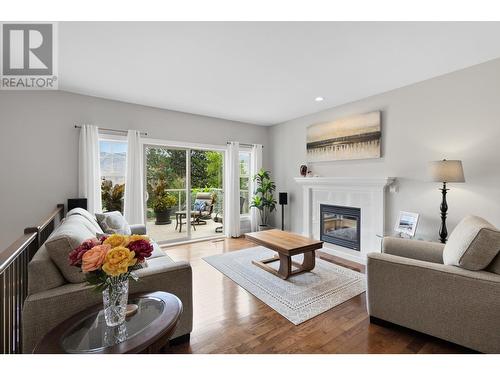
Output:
306 111 381 162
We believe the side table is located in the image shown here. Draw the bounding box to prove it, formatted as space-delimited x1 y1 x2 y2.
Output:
33 291 182 354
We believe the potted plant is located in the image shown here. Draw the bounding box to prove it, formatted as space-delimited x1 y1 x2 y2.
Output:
250 169 277 231
152 193 177 225
101 179 125 213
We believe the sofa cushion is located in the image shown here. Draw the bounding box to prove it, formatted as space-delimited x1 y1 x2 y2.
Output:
66 208 103 235
443 215 500 270
95 211 131 235
45 215 99 283
28 245 66 295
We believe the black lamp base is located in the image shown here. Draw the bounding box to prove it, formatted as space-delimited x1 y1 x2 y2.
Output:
439 182 449 244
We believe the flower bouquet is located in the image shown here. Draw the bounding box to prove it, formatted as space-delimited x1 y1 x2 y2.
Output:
68 234 153 326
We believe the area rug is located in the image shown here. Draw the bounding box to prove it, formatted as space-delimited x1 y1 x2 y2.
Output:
203 246 366 325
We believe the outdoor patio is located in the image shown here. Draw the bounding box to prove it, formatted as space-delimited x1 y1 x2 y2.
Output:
146 217 222 243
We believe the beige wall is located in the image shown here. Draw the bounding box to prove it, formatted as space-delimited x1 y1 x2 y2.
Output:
0 91 269 250
269 58 500 241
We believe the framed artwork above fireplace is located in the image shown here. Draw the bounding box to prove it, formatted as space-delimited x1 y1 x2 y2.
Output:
306 111 381 162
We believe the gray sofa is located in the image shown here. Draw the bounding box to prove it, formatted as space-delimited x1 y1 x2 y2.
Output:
367 235 500 353
22 208 193 353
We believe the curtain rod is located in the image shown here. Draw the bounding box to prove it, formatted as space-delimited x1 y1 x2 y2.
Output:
227 141 263 148
74 125 148 136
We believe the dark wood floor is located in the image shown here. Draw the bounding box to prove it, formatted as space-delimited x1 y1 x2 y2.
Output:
162 237 470 354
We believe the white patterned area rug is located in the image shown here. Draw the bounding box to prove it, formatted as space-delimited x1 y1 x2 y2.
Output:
203 246 366 325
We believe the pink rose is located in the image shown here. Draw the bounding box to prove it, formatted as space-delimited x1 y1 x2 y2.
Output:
82 244 111 272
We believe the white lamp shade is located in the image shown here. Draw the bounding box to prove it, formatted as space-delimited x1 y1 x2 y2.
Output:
429 160 465 183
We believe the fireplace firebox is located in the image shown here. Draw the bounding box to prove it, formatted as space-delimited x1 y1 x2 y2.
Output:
320 204 361 251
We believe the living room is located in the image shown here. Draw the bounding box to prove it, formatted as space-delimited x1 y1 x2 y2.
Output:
1 1 500 373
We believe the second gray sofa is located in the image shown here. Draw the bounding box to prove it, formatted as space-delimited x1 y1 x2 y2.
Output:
367 235 500 353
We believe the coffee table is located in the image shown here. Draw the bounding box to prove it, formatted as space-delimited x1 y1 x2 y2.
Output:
245 229 323 280
33 291 182 354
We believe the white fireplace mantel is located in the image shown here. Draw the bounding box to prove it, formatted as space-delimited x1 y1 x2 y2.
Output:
294 176 396 187
294 176 396 264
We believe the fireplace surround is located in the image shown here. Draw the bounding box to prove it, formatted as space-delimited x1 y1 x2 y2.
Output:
295 177 395 263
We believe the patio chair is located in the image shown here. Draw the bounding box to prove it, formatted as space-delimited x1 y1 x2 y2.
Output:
192 192 216 226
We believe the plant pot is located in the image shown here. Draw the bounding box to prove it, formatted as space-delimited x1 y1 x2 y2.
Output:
154 208 172 225
102 279 129 327
258 224 272 231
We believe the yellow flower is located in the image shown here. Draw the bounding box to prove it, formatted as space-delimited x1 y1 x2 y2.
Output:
128 234 149 243
102 246 137 276
103 234 129 248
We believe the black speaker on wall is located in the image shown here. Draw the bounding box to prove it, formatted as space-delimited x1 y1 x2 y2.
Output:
279 192 288 230
68 198 88 211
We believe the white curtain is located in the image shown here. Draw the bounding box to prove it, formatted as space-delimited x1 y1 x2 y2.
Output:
224 141 240 238
124 130 145 225
250 144 263 232
78 125 102 214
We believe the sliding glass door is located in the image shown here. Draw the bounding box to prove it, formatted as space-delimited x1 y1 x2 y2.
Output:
144 143 225 244
190 149 224 240
144 145 190 243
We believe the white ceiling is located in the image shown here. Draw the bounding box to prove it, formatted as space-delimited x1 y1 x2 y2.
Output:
59 22 500 125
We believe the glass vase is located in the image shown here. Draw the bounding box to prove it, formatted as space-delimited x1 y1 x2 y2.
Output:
102 278 129 327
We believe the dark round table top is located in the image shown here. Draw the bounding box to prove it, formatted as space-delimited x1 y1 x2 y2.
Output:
33 291 182 354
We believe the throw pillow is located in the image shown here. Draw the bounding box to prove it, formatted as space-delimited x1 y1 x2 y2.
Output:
95 211 132 235
193 199 206 212
45 215 99 283
443 215 500 270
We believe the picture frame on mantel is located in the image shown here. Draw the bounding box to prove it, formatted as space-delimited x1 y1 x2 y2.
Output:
306 111 381 162
394 211 419 238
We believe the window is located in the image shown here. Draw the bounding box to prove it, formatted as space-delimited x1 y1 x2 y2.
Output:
239 151 251 215
99 139 127 213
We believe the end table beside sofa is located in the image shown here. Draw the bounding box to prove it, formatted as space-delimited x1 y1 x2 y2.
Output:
22 208 193 353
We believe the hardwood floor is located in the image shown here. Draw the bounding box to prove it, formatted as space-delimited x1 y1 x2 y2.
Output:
162 238 471 354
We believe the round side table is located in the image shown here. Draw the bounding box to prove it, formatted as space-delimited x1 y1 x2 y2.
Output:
33 291 182 354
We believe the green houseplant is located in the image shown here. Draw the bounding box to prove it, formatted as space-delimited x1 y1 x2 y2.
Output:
152 194 177 225
151 179 177 225
250 169 277 230
101 179 125 213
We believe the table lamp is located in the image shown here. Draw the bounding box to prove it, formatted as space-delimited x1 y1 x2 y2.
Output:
429 159 465 243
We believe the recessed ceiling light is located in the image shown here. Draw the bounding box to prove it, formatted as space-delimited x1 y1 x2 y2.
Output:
315 96 324 102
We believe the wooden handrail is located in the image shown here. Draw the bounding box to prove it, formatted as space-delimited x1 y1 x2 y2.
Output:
0 232 37 273
0 204 64 273
24 203 64 234
0 203 65 354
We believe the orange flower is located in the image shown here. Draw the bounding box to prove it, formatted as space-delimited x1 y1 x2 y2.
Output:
103 234 129 248
82 244 111 272
102 246 137 276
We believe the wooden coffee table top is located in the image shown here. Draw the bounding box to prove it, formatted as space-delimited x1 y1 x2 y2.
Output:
245 229 323 256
